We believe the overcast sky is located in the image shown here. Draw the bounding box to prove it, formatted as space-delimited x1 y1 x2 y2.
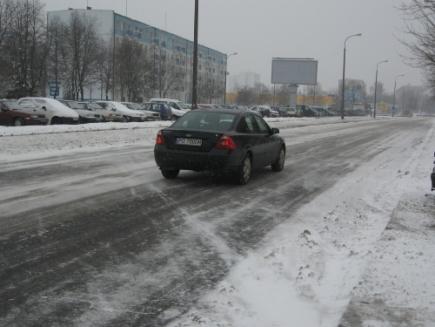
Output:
43 0 423 93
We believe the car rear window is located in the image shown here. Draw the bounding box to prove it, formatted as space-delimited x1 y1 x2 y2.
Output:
172 111 237 132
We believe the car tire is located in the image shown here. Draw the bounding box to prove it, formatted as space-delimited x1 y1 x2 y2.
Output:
236 155 252 185
161 169 179 179
13 118 24 126
51 117 60 125
123 116 129 123
271 147 285 172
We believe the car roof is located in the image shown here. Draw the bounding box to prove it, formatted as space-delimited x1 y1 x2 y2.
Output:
187 108 250 116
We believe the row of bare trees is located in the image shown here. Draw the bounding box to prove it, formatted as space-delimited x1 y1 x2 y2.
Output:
0 0 221 102
48 11 186 102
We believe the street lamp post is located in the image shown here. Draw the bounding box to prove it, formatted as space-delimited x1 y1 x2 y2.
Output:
392 74 405 117
224 52 238 105
341 33 362 120
192 0 199 109
373 60 389 119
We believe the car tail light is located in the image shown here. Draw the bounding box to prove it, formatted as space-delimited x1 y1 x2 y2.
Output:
156 130 165 145
215 135 237 151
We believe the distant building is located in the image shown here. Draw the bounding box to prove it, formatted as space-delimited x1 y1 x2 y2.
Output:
338 79 367 109
229 72 261 91
47 8 227 102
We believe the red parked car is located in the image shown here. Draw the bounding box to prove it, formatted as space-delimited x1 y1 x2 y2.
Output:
0 100 48 126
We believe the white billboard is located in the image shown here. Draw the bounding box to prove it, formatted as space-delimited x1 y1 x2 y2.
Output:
271 58 318 85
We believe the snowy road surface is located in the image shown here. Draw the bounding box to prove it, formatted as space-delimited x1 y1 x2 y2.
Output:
1 118 434 326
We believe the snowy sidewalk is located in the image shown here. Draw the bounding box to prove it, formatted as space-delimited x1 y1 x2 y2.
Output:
340 132 435 326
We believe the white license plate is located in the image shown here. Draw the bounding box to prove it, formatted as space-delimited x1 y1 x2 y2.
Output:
176 138 202 146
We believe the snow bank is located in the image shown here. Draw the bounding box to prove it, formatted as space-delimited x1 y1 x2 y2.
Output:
0 121 172 137
0 117 392 162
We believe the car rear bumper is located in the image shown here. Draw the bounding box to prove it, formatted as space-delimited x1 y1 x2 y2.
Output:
155 146 241 172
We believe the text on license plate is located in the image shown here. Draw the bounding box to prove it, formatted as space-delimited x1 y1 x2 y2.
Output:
176 138 202 146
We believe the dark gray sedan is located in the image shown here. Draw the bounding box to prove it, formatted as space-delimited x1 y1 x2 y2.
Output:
154 109 286 184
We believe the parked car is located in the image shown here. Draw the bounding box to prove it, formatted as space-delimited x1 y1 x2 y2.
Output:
250 105 272 117
17 97 79 124
122 102 160 120
154 109 286 185
312 106 333 117
297 105 320 117
0 99 48 126
78 102 120 122
94 101 145 122
150 98 188 118
432 152 435 191
59 100 102 123
278 106 298 117
269 107 280 117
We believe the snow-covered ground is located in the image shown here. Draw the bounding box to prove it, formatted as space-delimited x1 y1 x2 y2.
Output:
167 119 435 327
0 116 384 162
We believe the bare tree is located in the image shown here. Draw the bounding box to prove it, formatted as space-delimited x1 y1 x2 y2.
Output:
235 86 256 106
60 11 99 100
0 0 16 94
400 0 435 90
155 47 184 98
4 0 47 97
115 37 152 102
95 40 113 100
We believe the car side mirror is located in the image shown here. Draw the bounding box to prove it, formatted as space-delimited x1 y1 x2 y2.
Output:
41 106 47 111
111 108 117 112
271 128 280 135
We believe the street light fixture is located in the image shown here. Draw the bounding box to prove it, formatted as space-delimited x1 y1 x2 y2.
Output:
340 33 362 120
392 73 405 117
224 52 238 105
373 59 389 119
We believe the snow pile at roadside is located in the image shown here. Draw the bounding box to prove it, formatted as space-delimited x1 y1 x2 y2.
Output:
0 117 394 162
0 121 172 137
0 116 389 138
167 121 434 326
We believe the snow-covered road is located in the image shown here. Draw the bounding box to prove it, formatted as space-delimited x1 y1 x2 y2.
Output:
0 117 434 327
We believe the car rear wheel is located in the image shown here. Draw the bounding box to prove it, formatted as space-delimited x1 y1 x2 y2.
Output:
51 117 60 125
13 118 23 126
236 155 252 185
272 148 285 172
161 169 180 179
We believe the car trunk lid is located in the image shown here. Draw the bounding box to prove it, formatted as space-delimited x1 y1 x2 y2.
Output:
163 129 223 152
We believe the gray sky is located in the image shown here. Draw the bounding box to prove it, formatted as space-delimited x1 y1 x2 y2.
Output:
43 0 423 93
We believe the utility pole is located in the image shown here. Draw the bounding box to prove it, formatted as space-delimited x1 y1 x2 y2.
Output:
373 60 388 119
341 33 362 120
192 0 199 109
392 74 405 117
